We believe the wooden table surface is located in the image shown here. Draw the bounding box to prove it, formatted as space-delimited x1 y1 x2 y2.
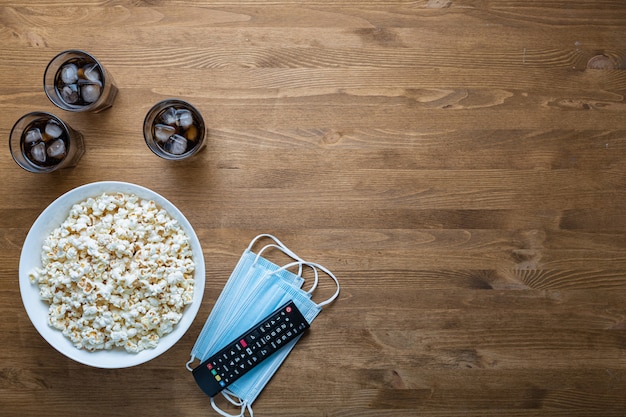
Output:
1 1 626 416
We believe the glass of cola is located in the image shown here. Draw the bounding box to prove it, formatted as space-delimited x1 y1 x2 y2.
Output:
44 50 118 113
143 99 206 160
9 112 85 173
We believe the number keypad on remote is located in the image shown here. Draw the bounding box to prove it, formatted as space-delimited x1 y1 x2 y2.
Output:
192 300 309 397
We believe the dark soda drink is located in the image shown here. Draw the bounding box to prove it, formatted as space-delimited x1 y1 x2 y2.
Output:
55 56 104 107
44 50 117 113
10 112 84 173
144 100 206 160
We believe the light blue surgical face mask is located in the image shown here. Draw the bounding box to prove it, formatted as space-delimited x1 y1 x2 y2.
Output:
186 234 340 417
187 235 306 364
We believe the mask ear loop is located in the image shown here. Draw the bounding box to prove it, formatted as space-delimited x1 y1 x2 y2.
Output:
185 353 195 371
248 234 300 260
210 395 253 417
306 262 340 307
306 265 320 294
253 244 303 276
247 233 272 251
264 261 339 307
221 390 243 406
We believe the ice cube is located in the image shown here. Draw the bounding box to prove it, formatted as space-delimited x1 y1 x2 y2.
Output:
83 64 101 82
30 142 46 163
154 124 176 142
24 128 43 144
61 63 78 84
165 134 188 155
46 139 66 159
81 83 101 103
61 84 80 104
176 109 194 129
45 121 64 139
160 107 177 126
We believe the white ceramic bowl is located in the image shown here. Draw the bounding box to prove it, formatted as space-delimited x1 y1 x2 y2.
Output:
19 181 205 368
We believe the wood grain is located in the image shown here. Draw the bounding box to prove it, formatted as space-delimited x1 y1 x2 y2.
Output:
1 0 626 416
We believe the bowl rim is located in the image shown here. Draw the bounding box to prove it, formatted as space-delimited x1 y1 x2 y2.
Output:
19 181 205 368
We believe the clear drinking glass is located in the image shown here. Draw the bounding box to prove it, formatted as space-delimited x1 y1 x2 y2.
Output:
9 112 85 173
143 99 206 160
44 50 118 113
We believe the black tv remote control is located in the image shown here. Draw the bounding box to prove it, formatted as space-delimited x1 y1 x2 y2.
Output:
192 300 310 397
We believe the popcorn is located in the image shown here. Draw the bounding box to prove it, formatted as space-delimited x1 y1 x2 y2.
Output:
29 192 195 353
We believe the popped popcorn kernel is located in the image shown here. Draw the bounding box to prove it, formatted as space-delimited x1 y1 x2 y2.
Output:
30 192 195 353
